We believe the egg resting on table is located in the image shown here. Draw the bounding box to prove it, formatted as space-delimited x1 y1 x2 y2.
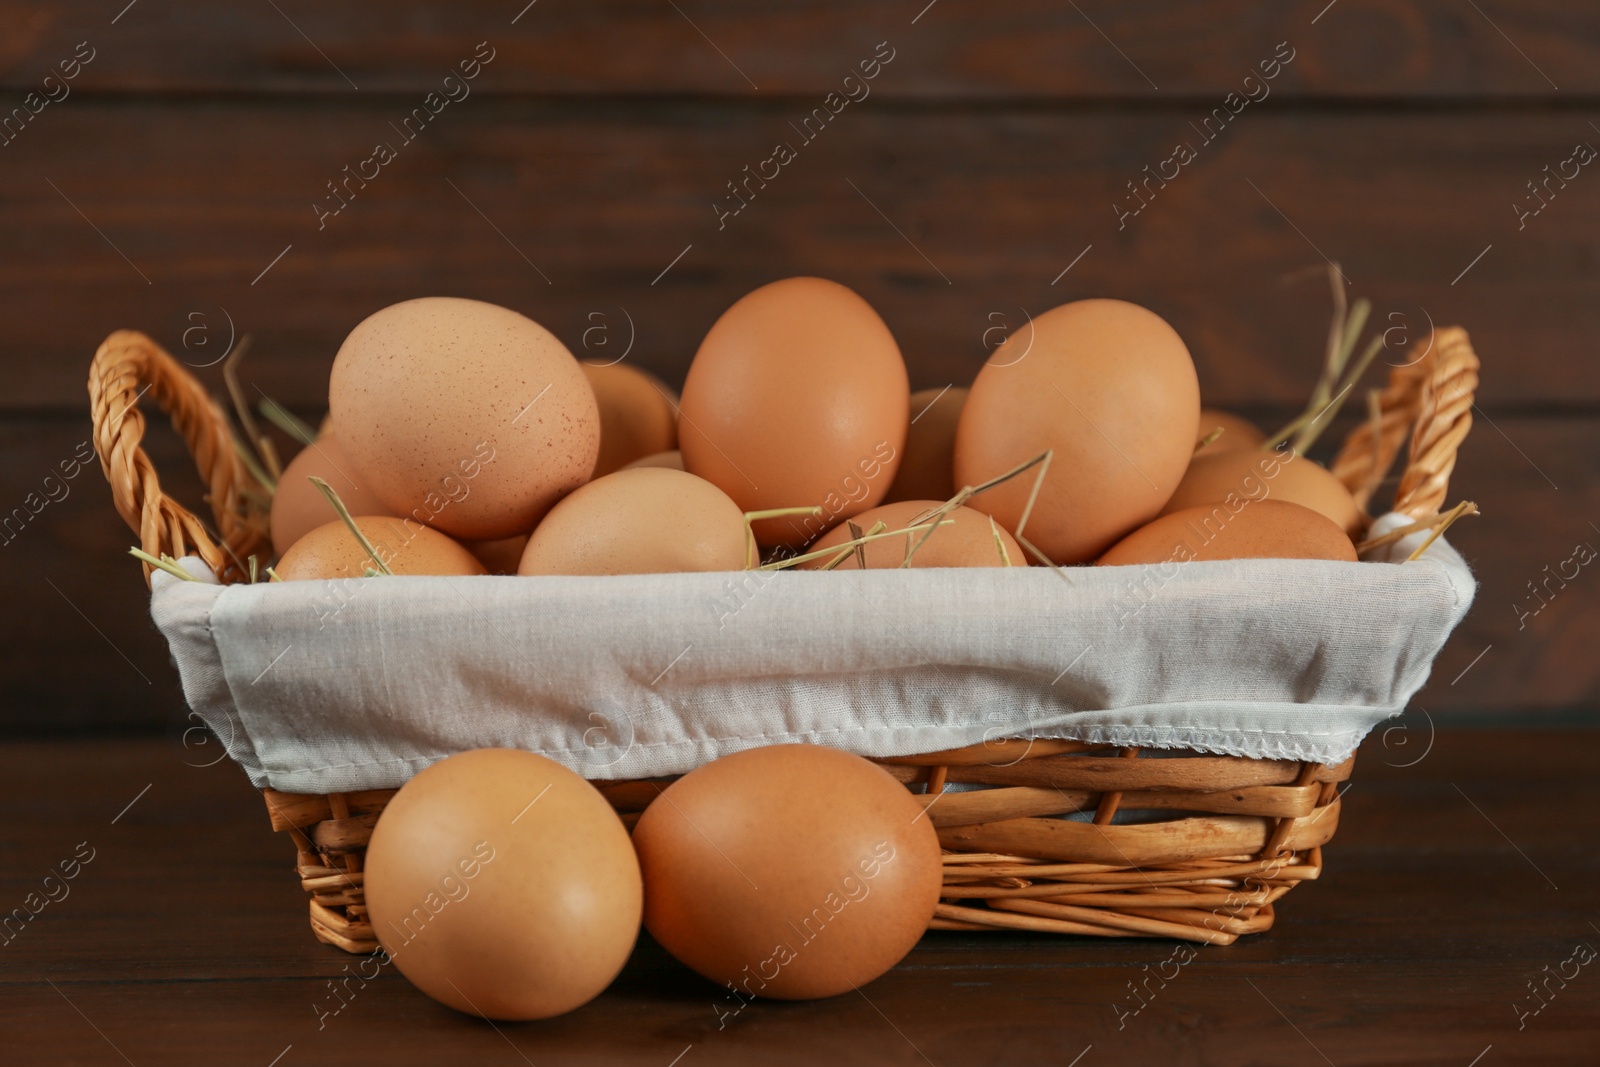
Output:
632 744 942 1000
364 749 642 1020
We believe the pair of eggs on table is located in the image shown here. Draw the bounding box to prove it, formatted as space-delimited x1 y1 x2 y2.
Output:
364 743 943 1021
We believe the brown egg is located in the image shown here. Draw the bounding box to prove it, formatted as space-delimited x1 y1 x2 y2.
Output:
317 412 334 436
1098 499 1357 566
954 299 1200 564
678 277 909 550
1195 408 1267 456
518 467 749 576
270 435 393 557
582 361 679 478
1161 447 1363 536
464 533 530 575
885 387 967 503
799 499 1021 569
364 749 642 1020
329 297 600 541
275 515 486 580
633 745 942 1001
621 450 685 472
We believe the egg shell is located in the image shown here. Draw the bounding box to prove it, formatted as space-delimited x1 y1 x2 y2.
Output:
1161 447 1363 536
885 387 967 504
275 515 487 580
329 297 600 540
518 467 749 576
364 749 642 1020
1195 408 1267 456
464 533 530 575
621 450 685 472
1098 499 1357 565
678 277 909 550
633 744 942 1001
582 361 680 478
799 499 1021 569
270 435 393 557
954 299 1200 564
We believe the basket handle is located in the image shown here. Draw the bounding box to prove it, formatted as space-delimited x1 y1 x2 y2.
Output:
1329 326 1480 520
88 330 270 585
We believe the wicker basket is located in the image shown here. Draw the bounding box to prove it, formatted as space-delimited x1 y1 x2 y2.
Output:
88 325 1480 952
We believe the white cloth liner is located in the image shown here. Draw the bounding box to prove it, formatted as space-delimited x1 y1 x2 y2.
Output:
150 512 1474 794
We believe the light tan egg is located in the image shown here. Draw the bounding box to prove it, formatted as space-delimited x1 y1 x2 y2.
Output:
678 277 909 550
329 297 600 540
518 467 749 576
1195 408 1267 456
1161 447 1364 536
954 299 1200 564
274 515 486 580
621 450 685 472
799 499 1021 569
1098 499 1357 565
581 361 679 478
270 435 393 557
885 387 967 503
364 749 642 1020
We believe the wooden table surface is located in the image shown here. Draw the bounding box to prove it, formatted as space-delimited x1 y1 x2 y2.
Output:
3 727 1595 1066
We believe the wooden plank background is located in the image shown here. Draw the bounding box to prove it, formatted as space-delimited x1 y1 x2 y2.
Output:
1 1 1596 732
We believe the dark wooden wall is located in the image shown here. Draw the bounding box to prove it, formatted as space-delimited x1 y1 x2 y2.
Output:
2 2 1597 734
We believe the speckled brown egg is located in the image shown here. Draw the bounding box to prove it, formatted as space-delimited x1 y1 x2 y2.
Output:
633 744 942 1000
329 297 599 540
275 515 487 580
954 299 1200 565
270 435 393 557
581 361 679 478
678 277 909 551
1161 447 1364 536
1098 499 1357 565
885 387 967 503
621 450 685 472
1195 408 1267 456
518 467 749 576
799 499 1021 569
